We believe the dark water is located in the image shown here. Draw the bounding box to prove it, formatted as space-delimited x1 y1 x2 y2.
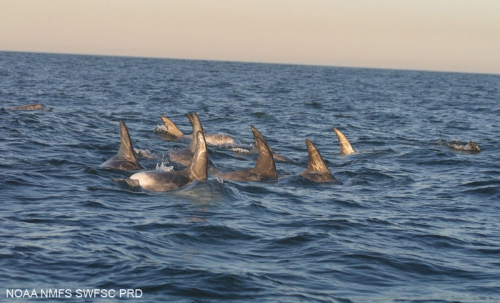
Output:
1 52 499 302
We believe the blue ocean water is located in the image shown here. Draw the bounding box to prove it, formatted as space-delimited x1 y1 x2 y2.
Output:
1 51 499 302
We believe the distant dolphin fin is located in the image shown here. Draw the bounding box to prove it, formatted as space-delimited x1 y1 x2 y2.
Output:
305 139 332 174
333 128 356 155
250 126 277 180
117 120 138 160
161 116 184 137
188 112 204 152
187 131 208 180
469 141 480 151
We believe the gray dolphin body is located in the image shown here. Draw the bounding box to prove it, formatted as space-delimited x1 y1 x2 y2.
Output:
10 104 47 110
161 115 238 146
100 120 144 170
215 126 278 182
300 139 339 183
129 131 208 192
333 128 356 155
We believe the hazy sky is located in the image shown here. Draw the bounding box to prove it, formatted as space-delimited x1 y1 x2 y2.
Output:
1 0 499 74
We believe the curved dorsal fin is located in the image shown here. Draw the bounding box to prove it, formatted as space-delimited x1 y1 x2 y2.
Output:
250 126 277 180
251 125 274 152
117 120 138 161
187 131 208 180
305 139 332 174
187 113 203 152
161 116 184 137
333 128 356 155
469 141 480 151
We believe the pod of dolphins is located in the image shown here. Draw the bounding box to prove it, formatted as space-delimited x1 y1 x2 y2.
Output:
100 112 349 192
8 103 481 192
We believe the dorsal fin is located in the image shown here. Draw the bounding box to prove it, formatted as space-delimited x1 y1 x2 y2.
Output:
187 113 206 133
250 126 277 180
188 113 203 152
251 125 274 152
469 141 480 151
117 120 138 161
333 128 356 155
305 139 332 174
187 131 208 180
161 116 184 137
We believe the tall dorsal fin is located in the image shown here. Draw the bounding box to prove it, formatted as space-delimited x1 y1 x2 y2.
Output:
117 120 138 161
161 116 184 137
305 139 332 174
251 125 275 153
187 113 206 133
333 128 356 155
250 126 277 180
187 131 208 180
187 113 203 152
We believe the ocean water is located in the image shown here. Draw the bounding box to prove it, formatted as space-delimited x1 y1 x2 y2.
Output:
1 51 499 302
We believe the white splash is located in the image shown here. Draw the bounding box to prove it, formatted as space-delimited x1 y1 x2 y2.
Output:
154 124 168 133
156 162 173 172
232 147 252 154
134 148 156 159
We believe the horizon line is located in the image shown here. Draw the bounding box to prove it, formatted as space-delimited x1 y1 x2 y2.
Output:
2 49 499 77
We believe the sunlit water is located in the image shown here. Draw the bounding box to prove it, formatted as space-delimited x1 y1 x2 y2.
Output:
1 52 499 302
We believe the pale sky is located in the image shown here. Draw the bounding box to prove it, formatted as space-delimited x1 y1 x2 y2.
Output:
1 0 499 74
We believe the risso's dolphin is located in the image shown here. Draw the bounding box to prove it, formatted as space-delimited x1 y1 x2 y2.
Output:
250 127 294 162
168 113 205 167
100 120 144 170
161 115 238 146
333 128 356 155
438 140 481 152
300 139 340 183
129 131 208 192
10 104 48 110
215 126 277 182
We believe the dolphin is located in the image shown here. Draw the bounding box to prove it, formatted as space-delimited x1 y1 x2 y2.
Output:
439 140 481 152
10 104 47 110
129 131 208 192
333 128 356 155
160 116 185 140
214 126 277 182
250 127 294 162
160 115 238 146
168 113 205 167
100 120 144 170
300 139 340 183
